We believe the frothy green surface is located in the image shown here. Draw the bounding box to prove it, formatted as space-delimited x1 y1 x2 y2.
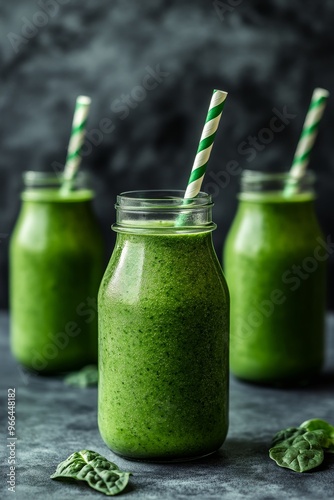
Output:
238 191 315 203
22 188 94 202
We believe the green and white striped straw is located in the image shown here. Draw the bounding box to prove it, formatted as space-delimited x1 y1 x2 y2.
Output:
61 95 91 192
284 87 329 195
184 89 228 199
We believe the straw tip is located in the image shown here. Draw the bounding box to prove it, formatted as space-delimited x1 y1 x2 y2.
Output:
313 88 330 99
214 89 228 98
77 95 92 106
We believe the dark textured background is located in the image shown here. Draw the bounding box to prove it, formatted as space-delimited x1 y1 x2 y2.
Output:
1 0 334 309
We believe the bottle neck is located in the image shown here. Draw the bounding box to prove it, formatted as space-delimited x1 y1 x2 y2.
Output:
239 170 315 202
21 171 94 202
113 190 216 234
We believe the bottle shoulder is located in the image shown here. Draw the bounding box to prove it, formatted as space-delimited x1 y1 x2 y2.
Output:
99 233 229 304
225 201 324 259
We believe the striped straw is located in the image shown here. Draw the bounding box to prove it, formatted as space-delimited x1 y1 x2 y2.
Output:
61 95 91 192
184 89 228 199
284 87 329 195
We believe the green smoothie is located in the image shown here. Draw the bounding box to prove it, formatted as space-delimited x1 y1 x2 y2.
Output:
224 187 326 385
98 191 229 461
10 178 104 373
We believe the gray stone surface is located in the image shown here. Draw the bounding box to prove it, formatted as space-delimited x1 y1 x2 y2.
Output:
1 312 334 499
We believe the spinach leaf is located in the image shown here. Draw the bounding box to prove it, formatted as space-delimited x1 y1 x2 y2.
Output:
64 365 98 387
269 432 324 472
271 427 306 447
300 419 334 452
274 429 328 449
270 419 334 473
50 450 131 496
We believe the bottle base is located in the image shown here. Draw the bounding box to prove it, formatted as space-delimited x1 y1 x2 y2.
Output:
110 447 221 464
231 369 323 388
13 357 97 376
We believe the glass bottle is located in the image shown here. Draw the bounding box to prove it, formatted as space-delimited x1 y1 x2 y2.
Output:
10 171 104 373
98 190 229 461
224 170 326 385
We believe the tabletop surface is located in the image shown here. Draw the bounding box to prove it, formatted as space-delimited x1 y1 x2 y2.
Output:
1 312 334 500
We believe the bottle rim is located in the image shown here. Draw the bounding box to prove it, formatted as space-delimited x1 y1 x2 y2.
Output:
116 190 213 211
21 171 93 202
23 170 88 187
114 190 216 234
241 169 316 183
239 169 316 200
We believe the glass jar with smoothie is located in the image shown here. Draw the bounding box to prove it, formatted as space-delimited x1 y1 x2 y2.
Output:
10 171 104 373
98 190 229 461
224 170 326 386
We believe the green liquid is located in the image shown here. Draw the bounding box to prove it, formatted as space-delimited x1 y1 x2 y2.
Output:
10 189 104 373
98 229 229 461
224 193 326 385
